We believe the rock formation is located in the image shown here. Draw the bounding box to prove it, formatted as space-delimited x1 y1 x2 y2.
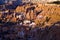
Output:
15 3 60 27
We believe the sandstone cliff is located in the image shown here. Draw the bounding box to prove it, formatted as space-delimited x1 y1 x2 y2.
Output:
15 3 60 27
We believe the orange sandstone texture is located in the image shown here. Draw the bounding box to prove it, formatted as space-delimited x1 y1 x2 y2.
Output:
15 3 60 27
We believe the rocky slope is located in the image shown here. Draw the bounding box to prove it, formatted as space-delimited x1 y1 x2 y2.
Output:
15 3 60 27
0 1 60 40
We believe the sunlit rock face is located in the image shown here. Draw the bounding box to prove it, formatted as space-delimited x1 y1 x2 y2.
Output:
15 3 60 27
22 0 60 3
